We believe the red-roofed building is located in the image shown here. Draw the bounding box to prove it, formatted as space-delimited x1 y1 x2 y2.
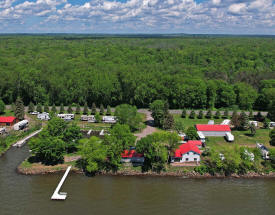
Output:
196 124 231 137
121 150 144 163
0 116 17 126
171 141 201 163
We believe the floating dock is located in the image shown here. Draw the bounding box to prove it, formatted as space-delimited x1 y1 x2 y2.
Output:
13 129 42 148
51 166 72 200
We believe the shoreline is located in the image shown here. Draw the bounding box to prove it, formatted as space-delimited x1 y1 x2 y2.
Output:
17 163 275 179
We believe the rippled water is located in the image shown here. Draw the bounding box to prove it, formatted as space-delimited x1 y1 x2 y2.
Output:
1 146 275 215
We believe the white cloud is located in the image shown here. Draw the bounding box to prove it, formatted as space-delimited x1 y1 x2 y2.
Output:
228 3 247 14
0 0 274 34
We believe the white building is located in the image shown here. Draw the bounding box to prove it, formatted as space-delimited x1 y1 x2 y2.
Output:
102 116 116 123
14 120 29 131
221 119 231 125
171 141 201 163
37 112 50 121
57 114 74 121
196 124 232 137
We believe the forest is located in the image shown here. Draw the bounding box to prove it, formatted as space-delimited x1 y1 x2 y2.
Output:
0 35 274 110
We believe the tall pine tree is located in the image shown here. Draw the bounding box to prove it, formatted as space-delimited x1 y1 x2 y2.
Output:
15 97 25 120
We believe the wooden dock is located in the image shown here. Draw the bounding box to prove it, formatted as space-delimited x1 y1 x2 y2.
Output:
51 166 72 200
13 129 42 148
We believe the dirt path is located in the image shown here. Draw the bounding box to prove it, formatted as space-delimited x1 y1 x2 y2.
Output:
134 111 157 141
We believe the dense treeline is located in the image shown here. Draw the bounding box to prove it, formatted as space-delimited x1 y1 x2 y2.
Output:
0 36 275 110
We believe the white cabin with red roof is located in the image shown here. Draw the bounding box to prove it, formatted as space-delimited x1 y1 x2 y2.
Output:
196 124 232 137
171 141 201 163
121 150 144 163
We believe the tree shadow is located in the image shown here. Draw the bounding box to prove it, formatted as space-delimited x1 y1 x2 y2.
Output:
145 120 155 127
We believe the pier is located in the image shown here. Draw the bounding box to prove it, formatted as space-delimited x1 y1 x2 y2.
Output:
51 166 72 200
13 129 42 148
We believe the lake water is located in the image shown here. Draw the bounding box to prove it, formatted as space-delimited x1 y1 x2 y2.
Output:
1 146 275 215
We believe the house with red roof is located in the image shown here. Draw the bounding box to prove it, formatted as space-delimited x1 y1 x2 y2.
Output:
0 116 17 127
121 149 144 163
171 141 201 163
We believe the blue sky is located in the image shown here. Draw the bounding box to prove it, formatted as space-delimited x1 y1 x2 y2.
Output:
0 0 274 34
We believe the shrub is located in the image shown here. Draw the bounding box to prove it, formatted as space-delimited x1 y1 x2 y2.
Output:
205 110 212 119
189 110 196 119
197 110 203 119
181 109 186 118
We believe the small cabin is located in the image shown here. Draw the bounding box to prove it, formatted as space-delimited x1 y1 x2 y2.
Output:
121 150 144 163
0 116 17 127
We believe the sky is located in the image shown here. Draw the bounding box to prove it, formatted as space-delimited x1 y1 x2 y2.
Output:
0 0 274 34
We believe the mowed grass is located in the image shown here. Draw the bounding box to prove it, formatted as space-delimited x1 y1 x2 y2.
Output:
173 114 272 148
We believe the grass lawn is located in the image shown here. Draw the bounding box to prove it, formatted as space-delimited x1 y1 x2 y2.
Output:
173 114 224 128
173 114 272 149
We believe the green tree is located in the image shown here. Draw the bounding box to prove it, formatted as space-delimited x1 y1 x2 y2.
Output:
28 102 34 113
0 99 5 114
44 103 49 113
270 130 275 146
198 110 203 119
267 102 275 121
234 83 257 110
115 104 142 131
78 137 107 174
47 117 67 137
83 102 88 115
100 104 105 115
76 104 81 114
189 110 196 119
215 110 221 119
67 104 73 114
186 127 198 140
255 111 264 122
36 103 42 113
239 111 249 130
91 102 96 115
136 133 168 172
223 110 229 119
250 123 256 136
15 97 25 120
174 118 184 133
231 111 240 129
249 110 254 120
106 105 112 116
51 104 56 113
63 123 82 153
263 118 271 129
150 100 168 128
29 131 66 165
205 110 212 119
95 112 102 123
181 109 187 118
59 103 64 114
104 124 136 171
163 113 174 130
